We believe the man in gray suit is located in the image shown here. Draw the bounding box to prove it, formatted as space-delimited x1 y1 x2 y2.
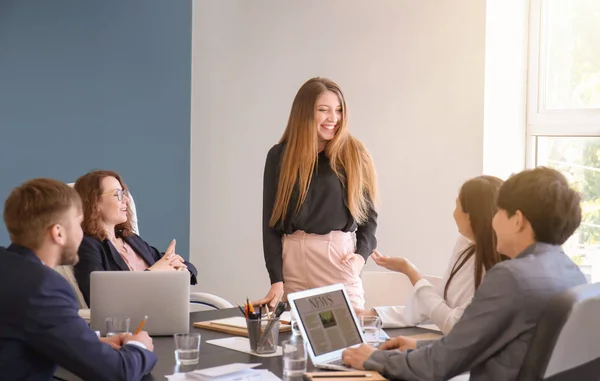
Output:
342 167 587 381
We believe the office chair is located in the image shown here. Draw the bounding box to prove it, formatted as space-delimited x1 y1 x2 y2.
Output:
517 282 600 381
440 282 600 381
189 292 233 311
361 270 443 310
55 183 233 318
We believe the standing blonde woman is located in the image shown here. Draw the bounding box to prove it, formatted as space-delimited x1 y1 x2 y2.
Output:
254 77 378 309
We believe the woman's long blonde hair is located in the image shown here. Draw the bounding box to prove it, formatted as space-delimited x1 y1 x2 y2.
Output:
269 77 378 227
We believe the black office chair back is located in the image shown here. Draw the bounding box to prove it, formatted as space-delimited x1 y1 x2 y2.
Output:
517 282 600 381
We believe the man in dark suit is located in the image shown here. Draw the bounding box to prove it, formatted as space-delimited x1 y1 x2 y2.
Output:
342 167 587 381
0 178 157 380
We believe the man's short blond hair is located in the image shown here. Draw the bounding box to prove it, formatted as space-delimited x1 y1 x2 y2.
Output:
3 178 82 250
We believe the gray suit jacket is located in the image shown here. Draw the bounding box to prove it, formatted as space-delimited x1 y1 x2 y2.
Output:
364 242 587 381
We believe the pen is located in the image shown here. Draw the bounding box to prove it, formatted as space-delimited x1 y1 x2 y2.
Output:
272 294 282 313
134 315 148 334
237 303 247 318
311 374 373 378
256 302 286 347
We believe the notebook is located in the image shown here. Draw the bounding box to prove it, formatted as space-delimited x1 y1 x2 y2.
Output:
193 316 291 337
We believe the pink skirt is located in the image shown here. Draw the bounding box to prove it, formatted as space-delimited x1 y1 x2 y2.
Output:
282 230 365 309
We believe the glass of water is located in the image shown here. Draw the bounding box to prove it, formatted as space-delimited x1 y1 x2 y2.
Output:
105 317 130 337
360 315 382 346
174 333 201 365
282 339 307 376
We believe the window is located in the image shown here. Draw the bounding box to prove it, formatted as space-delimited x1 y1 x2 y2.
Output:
527 0 600 282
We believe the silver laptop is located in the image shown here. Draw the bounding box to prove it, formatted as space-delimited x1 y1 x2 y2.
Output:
287 284 366 371
90 271 190 336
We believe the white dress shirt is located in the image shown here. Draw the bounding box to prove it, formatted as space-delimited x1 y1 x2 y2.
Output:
125 341 147 350
373 236 477 334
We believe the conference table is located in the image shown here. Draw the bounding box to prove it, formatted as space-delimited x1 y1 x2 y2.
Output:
54 308 436 380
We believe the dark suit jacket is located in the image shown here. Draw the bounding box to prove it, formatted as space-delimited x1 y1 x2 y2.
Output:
0 244 157 381
74 233 198 307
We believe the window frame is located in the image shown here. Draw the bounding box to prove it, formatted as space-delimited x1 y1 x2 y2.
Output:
526 0 600 166
526 0 600 281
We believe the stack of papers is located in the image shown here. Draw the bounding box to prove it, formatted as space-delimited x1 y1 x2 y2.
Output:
165 363 281 381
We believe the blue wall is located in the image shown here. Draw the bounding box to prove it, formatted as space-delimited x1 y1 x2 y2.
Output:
0 0 192 258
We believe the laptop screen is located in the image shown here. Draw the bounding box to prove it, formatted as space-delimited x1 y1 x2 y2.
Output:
293 289 362 356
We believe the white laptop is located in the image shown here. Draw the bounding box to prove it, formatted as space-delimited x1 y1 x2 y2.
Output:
90 271 190 336
287 284 366 371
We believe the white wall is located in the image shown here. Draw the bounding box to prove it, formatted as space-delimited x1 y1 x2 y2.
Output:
483 0 529 179
190 0 486 303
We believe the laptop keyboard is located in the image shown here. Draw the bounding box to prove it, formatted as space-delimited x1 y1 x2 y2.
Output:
328 359 351 368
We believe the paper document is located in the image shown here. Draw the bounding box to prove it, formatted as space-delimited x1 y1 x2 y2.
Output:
208 317 248 329
194 363 261 377
279 311 291 323
379 330 390 341
206 337 282 357
416 323 441 332
165 366 281 381
187 369 260 381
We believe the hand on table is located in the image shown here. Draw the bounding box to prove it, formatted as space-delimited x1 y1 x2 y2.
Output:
342 344 377 370
252 282 284 309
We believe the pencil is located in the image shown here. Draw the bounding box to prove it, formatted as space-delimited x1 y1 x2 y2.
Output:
311 373 373 378
134 315 148 334
272 293 282 312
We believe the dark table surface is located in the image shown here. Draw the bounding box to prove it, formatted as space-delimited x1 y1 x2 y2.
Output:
55 308 433 380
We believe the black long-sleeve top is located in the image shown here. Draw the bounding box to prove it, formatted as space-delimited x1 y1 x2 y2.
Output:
262 143 378 284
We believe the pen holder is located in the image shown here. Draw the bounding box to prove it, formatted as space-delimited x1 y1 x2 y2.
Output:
246 317 280 354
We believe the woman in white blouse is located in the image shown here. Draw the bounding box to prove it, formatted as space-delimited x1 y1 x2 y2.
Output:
357 175 505 335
